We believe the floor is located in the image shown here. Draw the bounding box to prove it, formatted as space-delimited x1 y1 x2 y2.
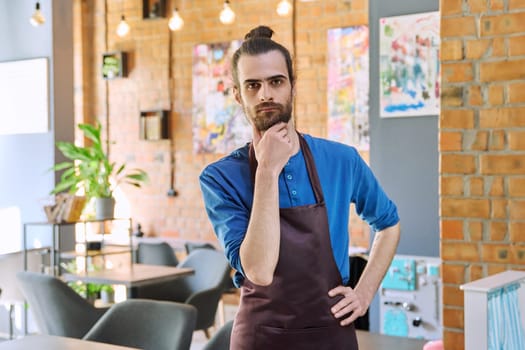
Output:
189 330 208 350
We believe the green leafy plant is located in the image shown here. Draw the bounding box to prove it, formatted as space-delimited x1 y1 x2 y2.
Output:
61 261 108 302
50 121 148 203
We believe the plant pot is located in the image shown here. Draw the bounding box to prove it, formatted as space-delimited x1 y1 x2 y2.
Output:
95 197 115 220
100 289 115 304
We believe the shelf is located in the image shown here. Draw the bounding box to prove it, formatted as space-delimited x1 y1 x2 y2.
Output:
142 0 166 19
23 218 133 277
101 52 128 80
60 245 132 259
139 110 170 140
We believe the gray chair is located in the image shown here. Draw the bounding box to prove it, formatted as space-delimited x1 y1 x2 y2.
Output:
202 320 233 350
136 242 179 266
184 241 216 255
16 271 108 338
83 299 197 350
135 249 232 338
17 272 197 349
184 242 235 293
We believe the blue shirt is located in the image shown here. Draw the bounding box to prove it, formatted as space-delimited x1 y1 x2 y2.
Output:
199 134 399 287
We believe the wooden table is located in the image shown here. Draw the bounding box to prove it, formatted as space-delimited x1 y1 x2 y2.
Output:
62 264 194 297
0 335 139 350
356 330 428 350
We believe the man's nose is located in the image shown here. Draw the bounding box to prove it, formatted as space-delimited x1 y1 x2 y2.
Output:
258 84 273 101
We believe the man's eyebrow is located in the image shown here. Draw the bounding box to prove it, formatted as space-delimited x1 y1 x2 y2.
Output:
243 75 288 84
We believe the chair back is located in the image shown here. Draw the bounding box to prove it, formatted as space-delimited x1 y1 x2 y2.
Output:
136 242 178 266
184 242 216 255
179 249 231 294
16 271 107 338
83 299 197 350
203 320 233 350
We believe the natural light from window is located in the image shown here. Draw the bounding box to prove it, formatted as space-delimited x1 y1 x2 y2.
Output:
0 206 21 254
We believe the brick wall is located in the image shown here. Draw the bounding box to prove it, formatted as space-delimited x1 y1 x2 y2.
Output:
73 0 369 243
441 0 525 348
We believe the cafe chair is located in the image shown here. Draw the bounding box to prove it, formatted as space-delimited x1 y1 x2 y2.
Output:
135 249 232 338
184 241 216 255
16 271 109 338
202 319 233 350
83 299 197 350
136 242 179 266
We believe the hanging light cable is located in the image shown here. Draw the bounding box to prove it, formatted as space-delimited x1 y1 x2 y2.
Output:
29 1 45 27
168 8 184 31
219 0 235 25
276 0 292 17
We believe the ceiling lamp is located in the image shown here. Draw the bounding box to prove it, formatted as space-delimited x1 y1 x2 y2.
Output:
168 8 184 31
276 0 292 17
116 14 130 37
219 0 235 25
29 1 45 27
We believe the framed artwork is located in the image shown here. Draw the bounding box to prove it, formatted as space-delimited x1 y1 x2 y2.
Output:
327 25 370 151
192 40 250 154
327 25 370 150
379 11 440 117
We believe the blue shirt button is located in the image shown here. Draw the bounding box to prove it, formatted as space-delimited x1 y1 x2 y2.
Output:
286 174 293 180
291 190 297 196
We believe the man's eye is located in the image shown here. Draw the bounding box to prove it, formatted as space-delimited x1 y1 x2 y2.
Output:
246 83 259 90
271 79 283 86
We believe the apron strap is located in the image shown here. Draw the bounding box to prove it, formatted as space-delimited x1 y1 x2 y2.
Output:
248 132 324 204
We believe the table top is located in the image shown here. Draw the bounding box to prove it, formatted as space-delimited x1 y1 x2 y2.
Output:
0 335 138 350
356 330 428 350
61 263 194 287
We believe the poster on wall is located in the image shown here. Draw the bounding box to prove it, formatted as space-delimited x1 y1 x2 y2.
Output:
379 11 440 118
327 25 370 151
192 40 250 154
0 58 49 135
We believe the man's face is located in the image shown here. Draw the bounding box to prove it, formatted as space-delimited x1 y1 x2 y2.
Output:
234 50 294 132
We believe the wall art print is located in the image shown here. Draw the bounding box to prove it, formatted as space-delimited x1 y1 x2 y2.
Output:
327 25 370 151
192 40 250 154
379 11 440 118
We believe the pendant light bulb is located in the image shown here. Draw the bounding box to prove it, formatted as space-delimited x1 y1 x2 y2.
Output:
219 0 235 25
116 15 130 37
276 0 292 17
30 2 45 27
168 8 184 31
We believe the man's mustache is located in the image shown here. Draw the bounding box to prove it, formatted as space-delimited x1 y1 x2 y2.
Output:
256 102 282 112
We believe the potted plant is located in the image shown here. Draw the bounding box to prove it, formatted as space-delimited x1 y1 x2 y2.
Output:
100 284 115 304
51 121 149 219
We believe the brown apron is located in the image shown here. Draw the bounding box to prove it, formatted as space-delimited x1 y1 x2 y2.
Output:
231 134 358 349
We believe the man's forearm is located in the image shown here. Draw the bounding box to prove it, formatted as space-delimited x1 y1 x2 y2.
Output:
239 168 281 286
355 222 401 305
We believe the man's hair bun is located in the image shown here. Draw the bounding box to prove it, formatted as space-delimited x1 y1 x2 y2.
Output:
244 26 274 40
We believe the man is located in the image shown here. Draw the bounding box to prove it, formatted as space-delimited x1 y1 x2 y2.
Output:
200 25 400 349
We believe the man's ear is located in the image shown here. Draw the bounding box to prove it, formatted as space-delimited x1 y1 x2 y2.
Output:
233 86 242 105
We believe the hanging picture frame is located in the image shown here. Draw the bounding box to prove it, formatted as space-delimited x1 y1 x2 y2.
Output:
379 11 440 118
327 25 370 151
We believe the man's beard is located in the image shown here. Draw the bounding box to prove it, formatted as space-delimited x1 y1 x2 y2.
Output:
248 100 293 132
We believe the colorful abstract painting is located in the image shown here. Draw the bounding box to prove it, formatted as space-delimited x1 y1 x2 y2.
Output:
327 25 370 151
379 11 440 117
192 40 250 154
